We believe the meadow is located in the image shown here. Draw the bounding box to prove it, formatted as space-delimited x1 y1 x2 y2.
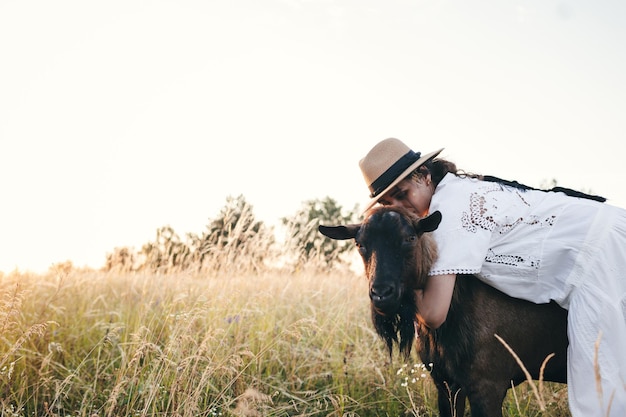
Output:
0 264 570 417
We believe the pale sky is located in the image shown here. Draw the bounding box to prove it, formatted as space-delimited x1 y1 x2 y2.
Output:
1 0 625 273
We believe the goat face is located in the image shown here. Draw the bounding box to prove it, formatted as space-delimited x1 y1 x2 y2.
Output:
359 209 432 315
319 207 443 313
319 207 442 355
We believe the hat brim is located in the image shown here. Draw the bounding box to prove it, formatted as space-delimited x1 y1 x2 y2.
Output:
363 148 444 212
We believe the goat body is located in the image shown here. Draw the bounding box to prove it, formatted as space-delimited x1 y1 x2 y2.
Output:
319 206 568 417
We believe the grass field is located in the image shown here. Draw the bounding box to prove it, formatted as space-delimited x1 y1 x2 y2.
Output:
0 266 569 416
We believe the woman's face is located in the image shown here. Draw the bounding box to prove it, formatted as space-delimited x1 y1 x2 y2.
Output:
378 174 433 217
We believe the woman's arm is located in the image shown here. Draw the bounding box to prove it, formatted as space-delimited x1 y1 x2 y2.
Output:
414 274 456 329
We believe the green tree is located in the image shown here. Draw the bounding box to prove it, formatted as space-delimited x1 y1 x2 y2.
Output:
191 195 275 272
281 197 359 269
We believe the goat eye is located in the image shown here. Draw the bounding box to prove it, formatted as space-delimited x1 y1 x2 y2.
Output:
354 242 367 256
405 235 417 244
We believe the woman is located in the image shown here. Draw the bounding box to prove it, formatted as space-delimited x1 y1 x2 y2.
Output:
359 137 626 417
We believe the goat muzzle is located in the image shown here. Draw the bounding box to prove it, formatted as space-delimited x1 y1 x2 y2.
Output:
369 282 400 314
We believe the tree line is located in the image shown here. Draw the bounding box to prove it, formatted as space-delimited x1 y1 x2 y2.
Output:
104 195 360 273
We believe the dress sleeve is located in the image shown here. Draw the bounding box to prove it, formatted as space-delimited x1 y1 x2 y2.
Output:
428 177 493 276
429 222 491 275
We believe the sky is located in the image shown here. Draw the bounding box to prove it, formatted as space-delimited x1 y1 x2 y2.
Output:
1 0 625 273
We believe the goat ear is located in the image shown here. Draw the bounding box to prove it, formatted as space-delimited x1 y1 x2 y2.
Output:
415 210 442 234
318 224 361 240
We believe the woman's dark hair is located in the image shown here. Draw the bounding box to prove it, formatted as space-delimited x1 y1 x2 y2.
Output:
424 158 458 186
417 158 606 203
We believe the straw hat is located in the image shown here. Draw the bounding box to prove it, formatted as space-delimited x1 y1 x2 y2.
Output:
359 138 444 210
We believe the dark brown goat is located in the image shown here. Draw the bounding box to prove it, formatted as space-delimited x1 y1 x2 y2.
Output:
319 206 568 417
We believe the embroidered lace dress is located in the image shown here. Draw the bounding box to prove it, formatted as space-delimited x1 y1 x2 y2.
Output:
429 174 626 417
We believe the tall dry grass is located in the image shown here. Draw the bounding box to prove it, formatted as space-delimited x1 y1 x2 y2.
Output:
0 264 569 417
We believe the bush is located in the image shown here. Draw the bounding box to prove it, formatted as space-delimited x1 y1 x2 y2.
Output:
281 197 359 270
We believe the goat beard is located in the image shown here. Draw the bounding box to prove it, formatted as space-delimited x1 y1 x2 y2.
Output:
371 290 417 359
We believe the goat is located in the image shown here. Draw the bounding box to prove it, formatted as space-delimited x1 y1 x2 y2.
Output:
319 206 568 417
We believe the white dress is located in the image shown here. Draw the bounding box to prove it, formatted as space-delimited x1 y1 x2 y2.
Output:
429 174 626 417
